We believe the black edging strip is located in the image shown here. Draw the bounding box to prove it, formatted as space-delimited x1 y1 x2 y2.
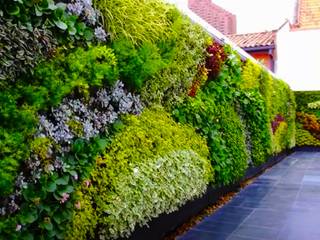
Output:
126 148 295 240
293 146 320 152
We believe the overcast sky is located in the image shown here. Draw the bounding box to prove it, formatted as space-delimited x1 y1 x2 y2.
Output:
212 0 297 33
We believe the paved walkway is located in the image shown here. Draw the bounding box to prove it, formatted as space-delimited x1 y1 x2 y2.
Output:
178 151 320 240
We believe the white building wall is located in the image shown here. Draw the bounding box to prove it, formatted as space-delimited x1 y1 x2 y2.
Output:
277 29 320 90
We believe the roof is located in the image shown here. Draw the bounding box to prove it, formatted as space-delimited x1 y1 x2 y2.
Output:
227 31 276 49
294 0 320 30
188 0 236 35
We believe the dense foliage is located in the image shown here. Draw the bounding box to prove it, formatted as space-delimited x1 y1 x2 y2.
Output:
66 109 212 239
237 90 271 165
141 11 210 108
0 19 57 85
0 0 296 239
93 0 171 44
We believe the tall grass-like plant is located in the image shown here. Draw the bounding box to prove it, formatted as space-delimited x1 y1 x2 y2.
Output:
93 0 171 44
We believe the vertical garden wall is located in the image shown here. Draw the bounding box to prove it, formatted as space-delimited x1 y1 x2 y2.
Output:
0 0 295 239
295 91 320 147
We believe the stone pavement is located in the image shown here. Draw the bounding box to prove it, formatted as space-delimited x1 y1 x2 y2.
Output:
178 151 320 240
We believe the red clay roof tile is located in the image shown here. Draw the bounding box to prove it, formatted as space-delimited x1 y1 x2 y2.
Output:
294 0 320 29
227 31 276 49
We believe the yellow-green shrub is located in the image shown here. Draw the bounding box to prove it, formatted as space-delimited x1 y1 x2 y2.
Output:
93 0 171 44
296 127 320 147
67 109 212 239
240 59 261 90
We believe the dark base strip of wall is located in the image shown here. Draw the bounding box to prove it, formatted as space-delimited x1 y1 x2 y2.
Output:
126 149 294 240
293 146 320 152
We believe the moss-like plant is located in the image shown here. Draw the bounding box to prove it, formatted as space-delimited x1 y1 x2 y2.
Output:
240 59 261 90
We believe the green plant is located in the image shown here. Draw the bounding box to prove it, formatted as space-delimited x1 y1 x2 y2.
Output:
67 109 212 239
307 100 320 109
296 112 320 139
272 121 289 154
0 136 110 239
173 91 248 186
1 0 96 43
93 0 171 45
295 91 320 115
24 46 119 109
258 69 273 117
111 38 165 91
269 80 296 152
205 45 243 103
141 12 209 108
296 126 320 147
240 59 261 90
0 19 57 86
237 90 272 165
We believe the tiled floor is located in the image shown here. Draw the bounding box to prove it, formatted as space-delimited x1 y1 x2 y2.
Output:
178 151 320 240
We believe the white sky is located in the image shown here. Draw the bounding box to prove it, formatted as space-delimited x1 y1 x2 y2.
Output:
166 0 298 33
212 0 297 33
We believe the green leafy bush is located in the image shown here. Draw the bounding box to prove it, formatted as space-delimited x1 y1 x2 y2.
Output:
240 59 261 90
272 121 289 154
67 109 212 239
0 136 110 239
205 45 243 103
258 69 273 117
1 0 97 43
111 39 165 91
270 79 296 151
307 100 320 110
295 91 320 117
237 90 272 165
25 46 119 108
173 91 248 186
141 12 209 108
93 0 171 44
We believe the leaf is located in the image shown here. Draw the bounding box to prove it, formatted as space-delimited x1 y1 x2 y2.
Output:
22 233 34 240
55 175 69 185
7 4 20 15
68 26 77 35
64 185 74 193
47 182 57 192
53 212 63 224
84 29 93 41
43 222 53 231
96 138 108 151
21 209 38 224
54 20 68 30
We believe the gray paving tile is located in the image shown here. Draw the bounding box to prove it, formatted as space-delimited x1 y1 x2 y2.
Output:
178 152 320 240
231 225 280 240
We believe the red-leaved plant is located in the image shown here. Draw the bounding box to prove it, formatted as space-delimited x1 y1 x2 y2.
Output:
205 41 227 79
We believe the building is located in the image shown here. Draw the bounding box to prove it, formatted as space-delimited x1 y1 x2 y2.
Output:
188 0 236 35
276 0 320 90
227 31 277 71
